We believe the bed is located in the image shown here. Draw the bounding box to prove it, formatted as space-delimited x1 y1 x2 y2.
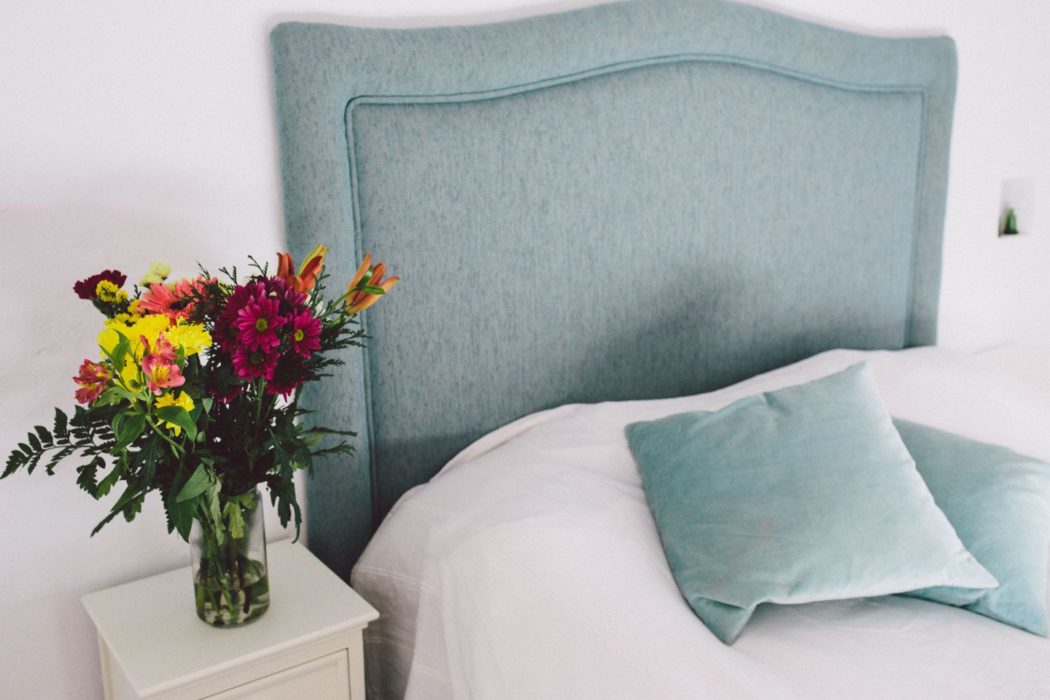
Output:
270 0 1050 697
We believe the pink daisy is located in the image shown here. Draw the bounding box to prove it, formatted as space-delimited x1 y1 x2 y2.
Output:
138 278 204 321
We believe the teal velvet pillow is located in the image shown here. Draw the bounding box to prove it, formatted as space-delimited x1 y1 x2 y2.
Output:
625 363 997 644
896 419 1050 635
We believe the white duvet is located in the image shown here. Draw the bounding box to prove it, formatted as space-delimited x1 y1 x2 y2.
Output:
352 347 1050 699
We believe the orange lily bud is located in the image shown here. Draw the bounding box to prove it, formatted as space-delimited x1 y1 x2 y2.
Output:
346 252 372 293
276 252 294 280
370 263 387 285
298 244 328 276
275 245 327 294
345 253 398 314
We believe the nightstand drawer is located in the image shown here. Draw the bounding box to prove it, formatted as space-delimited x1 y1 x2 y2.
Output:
206 649 350 699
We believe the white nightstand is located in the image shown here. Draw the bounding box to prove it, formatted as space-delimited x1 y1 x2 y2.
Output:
82 540 378 699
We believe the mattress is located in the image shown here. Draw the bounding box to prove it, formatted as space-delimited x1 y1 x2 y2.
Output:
352 346 1050 699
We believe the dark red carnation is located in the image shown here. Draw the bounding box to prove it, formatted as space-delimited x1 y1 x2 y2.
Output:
73 269 127 300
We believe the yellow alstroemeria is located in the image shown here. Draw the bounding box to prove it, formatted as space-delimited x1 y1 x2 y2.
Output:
154 391 195 435
98 313 171 392
163 321 212 357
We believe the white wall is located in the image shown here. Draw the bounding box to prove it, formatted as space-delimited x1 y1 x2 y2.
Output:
0 1 1046 697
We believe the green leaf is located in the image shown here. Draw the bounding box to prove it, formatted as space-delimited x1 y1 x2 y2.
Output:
54 408 69 440
99 386 142 404
96 461 122 497
27 433 41 452
122 494 144 522
101 336 130 375
90 508 123 537
25 452 43 475
110 483 143 512
113 413 146 451
76 457 104 496
137 440 161 489
204 481 224 546
156 406 197 442
34 426 53 447
223 501 246 540
168 497 197 541
175 464 211 503
3 451 26 479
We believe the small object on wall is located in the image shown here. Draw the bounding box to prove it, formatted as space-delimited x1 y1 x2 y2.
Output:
1000 178 1036 237
1001 208 1019 236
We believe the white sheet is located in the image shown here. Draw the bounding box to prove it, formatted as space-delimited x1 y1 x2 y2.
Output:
352 347 1050 699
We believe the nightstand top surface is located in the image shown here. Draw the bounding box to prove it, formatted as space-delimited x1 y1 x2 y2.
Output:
82 540 377 696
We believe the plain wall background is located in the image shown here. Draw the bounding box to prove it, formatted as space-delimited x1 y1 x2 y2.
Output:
1 0 1046 696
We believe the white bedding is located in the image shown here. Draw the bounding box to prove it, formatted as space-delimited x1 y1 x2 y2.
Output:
352 347 1050 699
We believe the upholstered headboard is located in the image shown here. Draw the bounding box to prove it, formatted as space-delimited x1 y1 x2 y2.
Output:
271 0 956 580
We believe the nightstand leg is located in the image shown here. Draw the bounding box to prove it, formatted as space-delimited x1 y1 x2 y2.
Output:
348 631 366 698
97 633 114 700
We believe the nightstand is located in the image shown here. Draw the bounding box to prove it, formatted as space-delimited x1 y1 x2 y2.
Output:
82 540 378 699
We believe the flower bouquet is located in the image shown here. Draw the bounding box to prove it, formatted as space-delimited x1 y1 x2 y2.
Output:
3 247 397 626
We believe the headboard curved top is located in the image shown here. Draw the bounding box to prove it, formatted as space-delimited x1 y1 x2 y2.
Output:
271 0 956 579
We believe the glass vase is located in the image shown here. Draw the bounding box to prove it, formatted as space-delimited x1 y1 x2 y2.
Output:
189 487 270 627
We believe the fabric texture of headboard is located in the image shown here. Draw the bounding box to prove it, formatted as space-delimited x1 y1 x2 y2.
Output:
271 0 956 580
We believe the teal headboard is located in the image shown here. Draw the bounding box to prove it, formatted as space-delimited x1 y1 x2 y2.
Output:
271 0 956 580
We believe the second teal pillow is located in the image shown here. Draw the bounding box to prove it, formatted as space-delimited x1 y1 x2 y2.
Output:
896 419 1050 635
625 363 996 644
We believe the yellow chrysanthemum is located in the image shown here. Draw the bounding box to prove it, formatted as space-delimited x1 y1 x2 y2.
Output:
155 391 195 435
99 313 170 355
163 322 212 357
95 280 128 304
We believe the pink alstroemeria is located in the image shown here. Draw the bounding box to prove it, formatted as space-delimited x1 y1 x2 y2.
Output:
73 360 111 404
141 333 177 362
141 341 185 395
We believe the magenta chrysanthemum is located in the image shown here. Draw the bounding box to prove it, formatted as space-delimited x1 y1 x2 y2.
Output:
288 309 322 358
233 286 286 351
231 346 277 381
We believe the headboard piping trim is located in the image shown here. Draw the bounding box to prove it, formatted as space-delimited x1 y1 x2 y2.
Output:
905 92 930 344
